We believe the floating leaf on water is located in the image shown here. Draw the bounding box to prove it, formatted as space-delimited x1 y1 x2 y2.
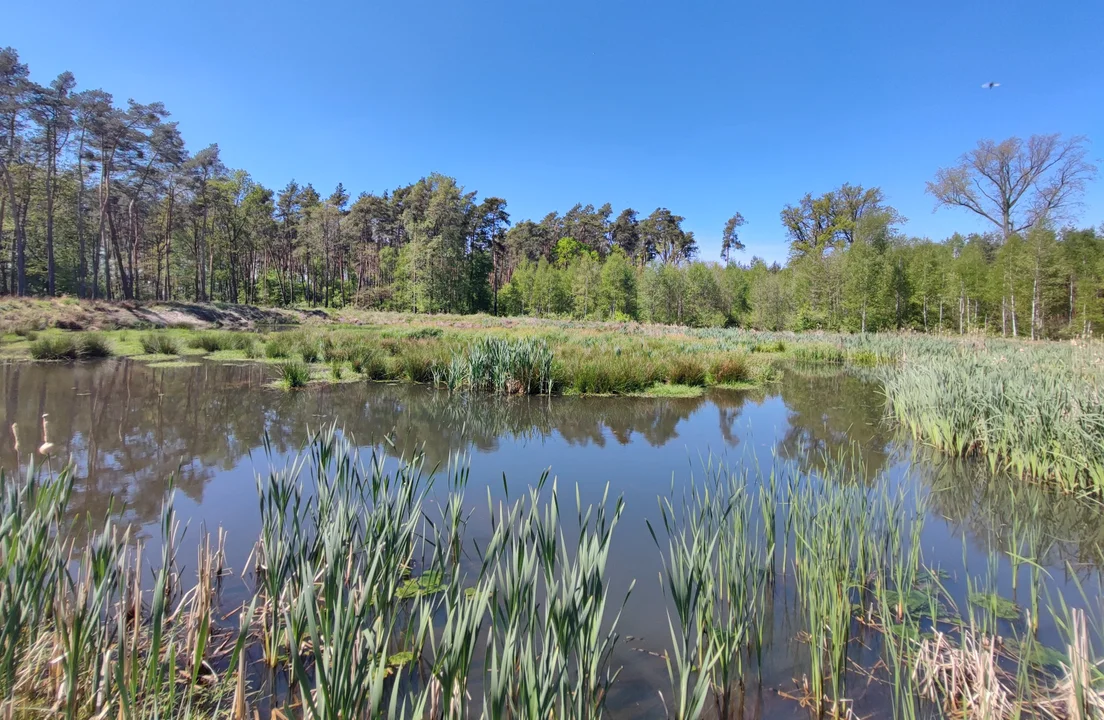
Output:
886 622 921 641
388 650 415 667
1005 638 1067 669
395 570 446 599
968 592 1020 620
883 589 941 619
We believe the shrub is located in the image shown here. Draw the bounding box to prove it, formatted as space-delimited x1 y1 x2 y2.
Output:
666 357 707 386
140 333 181 355
279 361 311 389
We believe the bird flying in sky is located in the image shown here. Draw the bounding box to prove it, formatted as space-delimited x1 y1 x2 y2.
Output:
982 82 1000 89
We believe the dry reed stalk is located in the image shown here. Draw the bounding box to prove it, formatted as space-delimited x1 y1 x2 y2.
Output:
913 630 1016 719
1041 609 1104 720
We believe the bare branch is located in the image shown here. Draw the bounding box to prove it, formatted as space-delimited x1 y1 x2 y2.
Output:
928 134 1097 240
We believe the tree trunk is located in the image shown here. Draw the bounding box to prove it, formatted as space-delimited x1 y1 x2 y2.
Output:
76 129 87 297
45 127 57 296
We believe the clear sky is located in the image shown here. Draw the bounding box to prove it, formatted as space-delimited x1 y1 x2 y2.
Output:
8 0 1103 264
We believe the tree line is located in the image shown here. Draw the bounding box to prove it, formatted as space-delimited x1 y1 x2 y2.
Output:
1 47 1100 337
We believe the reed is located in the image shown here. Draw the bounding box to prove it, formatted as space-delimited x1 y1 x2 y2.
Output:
3 420 1102 719
445 336 555 395
882 353 1104 493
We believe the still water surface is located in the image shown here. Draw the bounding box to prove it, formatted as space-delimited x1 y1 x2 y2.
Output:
3 359 1102 717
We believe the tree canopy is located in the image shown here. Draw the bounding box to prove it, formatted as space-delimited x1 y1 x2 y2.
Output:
0 46 1101 339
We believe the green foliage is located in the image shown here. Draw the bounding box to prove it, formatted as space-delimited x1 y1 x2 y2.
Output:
445 337 555 394
350 347 390 380
298 341 321 363
882 350 1104 492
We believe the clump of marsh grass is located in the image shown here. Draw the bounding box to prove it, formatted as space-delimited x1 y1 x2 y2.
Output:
298 340 322 363
648 459 774 720
0 459 249 719
140 332 181 355
188 330 259 354
882 354 1104 493
350 346 390 380
444 336 555 394
666 357 707 386
913 629 1017 718
710 354 752 384
278 361 310 389
28 333 112 360
791 343 845 364
264 334 293 359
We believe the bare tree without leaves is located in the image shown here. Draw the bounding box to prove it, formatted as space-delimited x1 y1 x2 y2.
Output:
927 134 1097 239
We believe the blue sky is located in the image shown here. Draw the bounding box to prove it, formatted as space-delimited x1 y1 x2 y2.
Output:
9 0 1103 264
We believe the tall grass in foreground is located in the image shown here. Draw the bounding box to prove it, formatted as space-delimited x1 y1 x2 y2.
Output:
0 460 250 719
4 425 1103 718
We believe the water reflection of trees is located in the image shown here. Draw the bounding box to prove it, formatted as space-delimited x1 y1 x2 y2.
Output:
922 453 1104 569
775 366 897 483
1 361 743 527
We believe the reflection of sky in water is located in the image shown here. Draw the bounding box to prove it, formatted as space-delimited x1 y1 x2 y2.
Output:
3 359 1103 719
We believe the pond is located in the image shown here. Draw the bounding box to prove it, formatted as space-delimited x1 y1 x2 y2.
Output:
2 358 1102 718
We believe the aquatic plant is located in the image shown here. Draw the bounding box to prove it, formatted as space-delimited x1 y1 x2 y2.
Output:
446 336 555 394
882 353 1104 493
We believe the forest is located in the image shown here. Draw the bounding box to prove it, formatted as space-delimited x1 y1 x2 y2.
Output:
1 46 1100 338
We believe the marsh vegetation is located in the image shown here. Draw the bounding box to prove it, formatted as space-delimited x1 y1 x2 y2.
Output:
3 421 1103 719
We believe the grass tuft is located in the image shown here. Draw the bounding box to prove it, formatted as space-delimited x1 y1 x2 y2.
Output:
278 361 311 389
140 333 181 355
